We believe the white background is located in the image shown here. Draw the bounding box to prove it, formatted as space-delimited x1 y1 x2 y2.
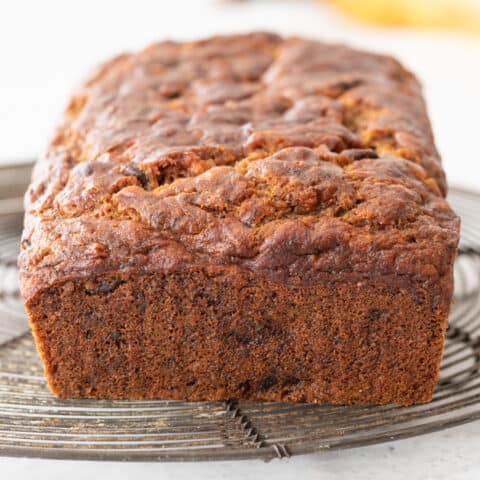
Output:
0 0 479 478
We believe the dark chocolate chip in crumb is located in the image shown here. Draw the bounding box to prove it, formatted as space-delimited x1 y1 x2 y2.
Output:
108 331 122 348
121 166 149 188
283 375 300 386
341 148 379 160
258 375 278 391
87 278 126 295
368 309 386 321
333 79 363 92
334 207 347 218
238 380 252 394
207 294 221 307
135 291 147 314
164 91 181 99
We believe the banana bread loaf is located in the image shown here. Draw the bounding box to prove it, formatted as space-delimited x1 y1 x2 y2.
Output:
19 33 460 405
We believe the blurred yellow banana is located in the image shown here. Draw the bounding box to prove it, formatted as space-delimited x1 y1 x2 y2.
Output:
330 0 480 32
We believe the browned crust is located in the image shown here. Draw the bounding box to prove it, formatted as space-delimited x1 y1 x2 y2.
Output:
19 32 459 301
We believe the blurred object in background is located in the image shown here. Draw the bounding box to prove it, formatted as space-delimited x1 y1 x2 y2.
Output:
329 0 480 32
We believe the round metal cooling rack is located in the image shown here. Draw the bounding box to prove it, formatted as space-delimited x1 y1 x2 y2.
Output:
0 161 479 461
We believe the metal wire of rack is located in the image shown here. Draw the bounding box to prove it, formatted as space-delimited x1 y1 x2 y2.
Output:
0 161 479 461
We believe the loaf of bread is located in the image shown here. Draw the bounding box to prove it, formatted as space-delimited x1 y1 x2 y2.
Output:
19 33 459 405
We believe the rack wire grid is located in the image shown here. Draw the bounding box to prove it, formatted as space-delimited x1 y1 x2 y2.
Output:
0 161 479 461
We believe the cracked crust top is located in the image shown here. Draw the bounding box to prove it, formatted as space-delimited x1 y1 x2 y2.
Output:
19 33 459 300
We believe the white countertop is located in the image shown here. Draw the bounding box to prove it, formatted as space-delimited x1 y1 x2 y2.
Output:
0 1 479 478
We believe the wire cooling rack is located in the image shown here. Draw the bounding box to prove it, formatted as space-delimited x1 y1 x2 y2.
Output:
0 161 479 461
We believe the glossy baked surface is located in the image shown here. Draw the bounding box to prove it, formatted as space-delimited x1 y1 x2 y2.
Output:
19 33 458 299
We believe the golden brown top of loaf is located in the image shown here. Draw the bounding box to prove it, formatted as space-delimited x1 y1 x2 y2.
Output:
19 32 459 300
